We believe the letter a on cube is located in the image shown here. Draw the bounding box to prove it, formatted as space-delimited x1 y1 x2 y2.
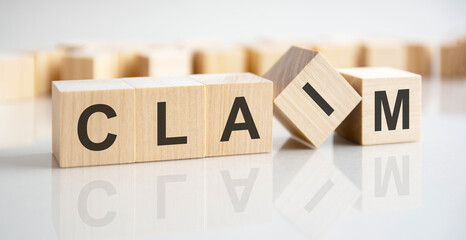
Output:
191 73 273 157
52 79 135 167
337 67 421 145
263 46 361 147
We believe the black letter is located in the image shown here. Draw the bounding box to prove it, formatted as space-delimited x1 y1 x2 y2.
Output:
375 89 410 131
221 97 260 142
77 104 117 151
302 82 334 116
157 102 187 146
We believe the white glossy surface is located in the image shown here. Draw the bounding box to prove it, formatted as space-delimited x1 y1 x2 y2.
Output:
0 78 465 240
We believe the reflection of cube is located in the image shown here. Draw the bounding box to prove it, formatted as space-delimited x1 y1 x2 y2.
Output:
123 77 205 162
52 164 135 240
0 53 35 101
275 151 359 240
52 79 135 167
360 143 422 212
205 153 272 229
134 159 205 235
263 46 361 147
337 67 421 145
191 73 273 157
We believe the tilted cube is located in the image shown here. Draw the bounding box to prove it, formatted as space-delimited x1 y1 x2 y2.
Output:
263 46 361 147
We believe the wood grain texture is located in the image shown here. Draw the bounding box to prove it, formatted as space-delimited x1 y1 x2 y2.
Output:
193 46 247 74
52 79 135 167
264 46 361 148
136 46 192 77
337 67 422 145
61 50 120 80
0 53 35 101
191 73 273 157
33 49 63 95
123 77 205 162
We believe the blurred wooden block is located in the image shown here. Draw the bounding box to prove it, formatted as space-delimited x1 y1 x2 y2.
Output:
52 79 135 167
405 43 431 77
136 46 192 77
312 42 363 68
117 47 142 78
246 43 289 76
61 50 120 80
441 42 466 78
0 53 35 101
193 46 247 74
361 41 406 69
337 67 421 145
264 46 361 148
361 41 432 76
123 77 205 162
191 73 273 157
33 49 63 95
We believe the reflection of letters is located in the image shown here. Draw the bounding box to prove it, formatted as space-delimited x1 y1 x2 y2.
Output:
221 168 259 212
304 180 334 213
375 156 410 197
157 175 187 219
78 180 117 227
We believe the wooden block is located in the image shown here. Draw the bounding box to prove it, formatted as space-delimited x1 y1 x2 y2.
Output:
32 49 63 95
0 101 35 148
193 45 247 74
246 43 290 75
136 46 192 77
337 67 421 145
52 79 135 167
123 77 205 162
0 53 35 101
405 43 431 77
312 42 364 68
263 46 361 148
61 50 120 80
117 47 142 78
441 42 466 78
361 41 406 69
191 73 273 157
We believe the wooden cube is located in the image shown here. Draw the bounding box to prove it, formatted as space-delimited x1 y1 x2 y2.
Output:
191 73 273 157
405 43 431 77
337 67 421 145
52 79 135 167
33 49 63 95
136 46 192 77
193 45 247 74
123 77 205 162
0 53 35 101
312 42 364 68
246 43 290 75
61 50 120 80
361 41 406 69
117 47 143 78
263 46 361 148
441 42 466 78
